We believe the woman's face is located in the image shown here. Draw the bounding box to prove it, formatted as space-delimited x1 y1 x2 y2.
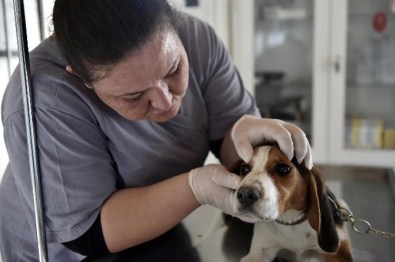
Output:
90 30 189 122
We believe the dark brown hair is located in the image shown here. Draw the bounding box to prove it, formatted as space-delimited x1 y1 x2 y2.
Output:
52 0 180 84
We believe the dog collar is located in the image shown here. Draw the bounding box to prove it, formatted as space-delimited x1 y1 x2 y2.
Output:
275 208 309 226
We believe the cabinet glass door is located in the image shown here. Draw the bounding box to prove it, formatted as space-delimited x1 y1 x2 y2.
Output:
344 1 395 152
254 0 314 143
329 0 395 167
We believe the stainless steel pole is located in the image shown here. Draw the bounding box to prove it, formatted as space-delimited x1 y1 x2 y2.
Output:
12 0 48 261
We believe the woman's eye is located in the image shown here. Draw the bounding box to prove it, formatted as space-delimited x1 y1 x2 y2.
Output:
167 67 180 78
276 164 291 176
240 163 251 176
123 92 144 103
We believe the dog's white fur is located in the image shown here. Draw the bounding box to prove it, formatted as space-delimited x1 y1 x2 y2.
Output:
233 145 352 262
243 217 322 261
233 146 280 223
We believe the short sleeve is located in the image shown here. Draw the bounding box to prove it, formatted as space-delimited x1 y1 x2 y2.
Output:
178 15 261 141
202 25 260 139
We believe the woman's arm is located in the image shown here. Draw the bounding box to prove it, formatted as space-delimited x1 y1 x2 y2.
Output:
101 172 199 253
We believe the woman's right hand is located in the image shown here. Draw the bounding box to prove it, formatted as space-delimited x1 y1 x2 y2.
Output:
188 164 241 217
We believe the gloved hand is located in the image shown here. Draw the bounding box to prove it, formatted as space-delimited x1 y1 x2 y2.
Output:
188 164 262 223
188 164 240 217
231 115 313 169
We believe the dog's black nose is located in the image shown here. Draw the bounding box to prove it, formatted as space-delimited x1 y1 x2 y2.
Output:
237 186 261 207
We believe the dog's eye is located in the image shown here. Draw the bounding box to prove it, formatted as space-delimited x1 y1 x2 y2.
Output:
276 164 291 176
240 163 251 176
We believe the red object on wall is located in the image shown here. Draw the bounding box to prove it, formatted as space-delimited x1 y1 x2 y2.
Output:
372 12 387 32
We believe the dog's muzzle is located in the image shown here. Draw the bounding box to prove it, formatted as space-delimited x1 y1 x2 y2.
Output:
236 186 261 207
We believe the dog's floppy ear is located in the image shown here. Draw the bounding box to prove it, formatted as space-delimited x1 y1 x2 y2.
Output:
307 167 340 253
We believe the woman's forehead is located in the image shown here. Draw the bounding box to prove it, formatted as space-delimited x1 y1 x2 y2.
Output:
93 30 182 94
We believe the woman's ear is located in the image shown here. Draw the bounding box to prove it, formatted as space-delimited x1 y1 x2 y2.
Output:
65 65 74 74
65 65 93 89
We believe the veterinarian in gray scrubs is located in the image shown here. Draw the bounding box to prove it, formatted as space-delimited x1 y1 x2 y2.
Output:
0 0 312 260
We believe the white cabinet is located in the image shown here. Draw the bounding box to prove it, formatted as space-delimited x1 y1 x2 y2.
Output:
328 0 395 168
232 0 395 168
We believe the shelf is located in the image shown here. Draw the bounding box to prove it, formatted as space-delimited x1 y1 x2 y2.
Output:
330 149 395 168
346 82 395 89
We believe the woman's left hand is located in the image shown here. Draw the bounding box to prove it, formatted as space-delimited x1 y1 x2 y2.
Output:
230 115 313 169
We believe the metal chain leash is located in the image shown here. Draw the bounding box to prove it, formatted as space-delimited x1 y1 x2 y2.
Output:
339 207 395 238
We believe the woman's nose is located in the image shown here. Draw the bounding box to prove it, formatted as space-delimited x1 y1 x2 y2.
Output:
149 82 172 110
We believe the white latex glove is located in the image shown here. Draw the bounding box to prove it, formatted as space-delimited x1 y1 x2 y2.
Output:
231 115 313 169
188 164 240 216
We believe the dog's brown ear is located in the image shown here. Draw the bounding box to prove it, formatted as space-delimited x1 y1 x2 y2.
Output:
307 167 340 253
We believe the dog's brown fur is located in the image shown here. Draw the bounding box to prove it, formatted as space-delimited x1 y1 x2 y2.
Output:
234 145 353 261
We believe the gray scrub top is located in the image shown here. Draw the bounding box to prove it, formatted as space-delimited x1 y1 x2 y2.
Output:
0 14 260 261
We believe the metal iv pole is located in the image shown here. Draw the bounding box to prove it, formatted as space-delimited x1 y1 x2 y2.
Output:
12 0 48 261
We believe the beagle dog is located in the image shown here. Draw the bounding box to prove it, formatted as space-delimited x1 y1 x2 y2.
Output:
233 145 353 262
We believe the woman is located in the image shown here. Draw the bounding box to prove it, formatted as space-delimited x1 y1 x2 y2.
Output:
0 0 312 260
